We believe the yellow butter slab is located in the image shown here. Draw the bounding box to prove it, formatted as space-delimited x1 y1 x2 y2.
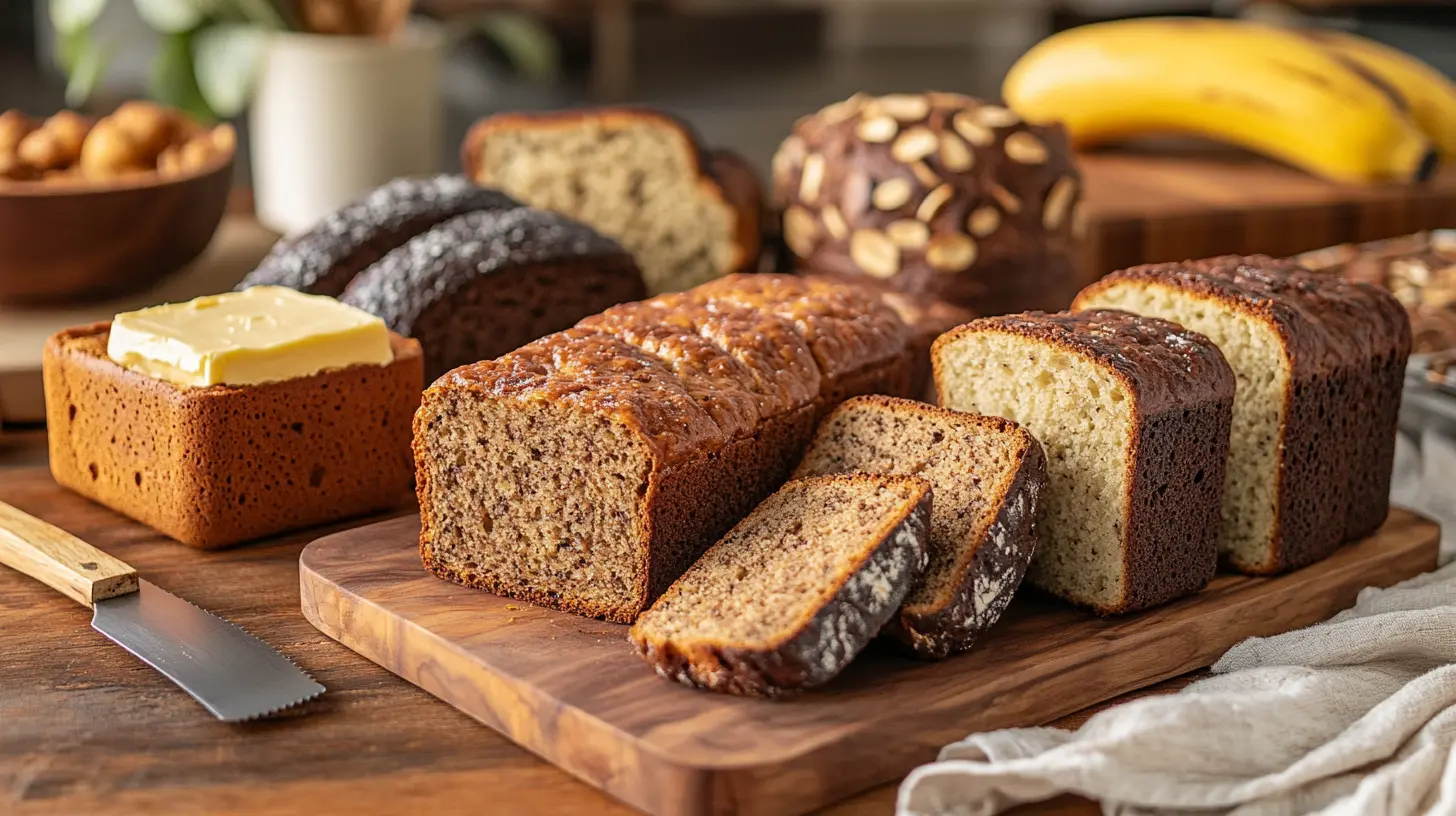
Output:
107 286 393 387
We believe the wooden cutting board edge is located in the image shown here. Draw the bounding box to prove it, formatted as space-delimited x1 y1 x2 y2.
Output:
298 510 1440 816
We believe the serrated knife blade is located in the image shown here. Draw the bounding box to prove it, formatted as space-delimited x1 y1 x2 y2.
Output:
0 501 323 721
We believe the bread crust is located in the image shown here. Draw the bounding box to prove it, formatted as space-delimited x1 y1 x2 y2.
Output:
933 310 1235 613
629 473 933 698
795 395 1045 658
1076 255 1412 571
45 323 422 549
461 108 763 280
416 274 913 621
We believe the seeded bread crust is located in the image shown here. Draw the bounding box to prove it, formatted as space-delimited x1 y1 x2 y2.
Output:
339 207 646 382
772 92 1082 316
461 108 763 293
416 274 914 621
934 310 1235 614
629 473 933 698
238 175 519 296
794 396 1045 658
1076 255 1412 571
45 323 422 549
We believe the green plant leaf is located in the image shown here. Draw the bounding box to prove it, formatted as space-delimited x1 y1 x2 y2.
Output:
228 0 287 29
132 0 204 33
455 11 560 82
193 24 266 117
63 30 115 106
150 30 217 122
50 0 108 34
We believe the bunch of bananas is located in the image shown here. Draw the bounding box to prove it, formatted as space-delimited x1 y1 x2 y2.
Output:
1003 18 1456 184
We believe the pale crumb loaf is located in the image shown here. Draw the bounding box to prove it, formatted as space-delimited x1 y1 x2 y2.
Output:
461 108 763 295
339 207 645 382
794 396 1044 657
45 322 422 549
629 473 932 697
932 310 1234 614
238 175 519 296
1074 255 1411 573
772 92 1082 316
415 274 912 622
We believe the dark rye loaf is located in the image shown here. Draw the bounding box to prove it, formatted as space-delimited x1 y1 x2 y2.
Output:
340 207 645 382
414 274 912 622
1074 255 1411 573
629 473 932 697
933 310 1235 614
238 175 519 296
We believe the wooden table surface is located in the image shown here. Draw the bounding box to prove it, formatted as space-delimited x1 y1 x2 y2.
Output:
0 426 1198 815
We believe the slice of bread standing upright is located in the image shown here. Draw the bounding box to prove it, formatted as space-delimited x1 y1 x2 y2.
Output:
629 473 932 697
462 108 763 295
932 311 1235 614
794 396 1045 657
1073 255 1412 573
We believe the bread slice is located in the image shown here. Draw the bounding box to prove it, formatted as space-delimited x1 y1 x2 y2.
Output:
932 311 1235 614
794 396 1044 657
461 108 763 295
629 473 931 697
1073 255 1411 572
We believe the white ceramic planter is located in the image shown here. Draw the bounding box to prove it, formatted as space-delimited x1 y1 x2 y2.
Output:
250 26 444 235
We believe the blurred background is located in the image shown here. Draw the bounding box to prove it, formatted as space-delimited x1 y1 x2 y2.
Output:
6 0 1456 180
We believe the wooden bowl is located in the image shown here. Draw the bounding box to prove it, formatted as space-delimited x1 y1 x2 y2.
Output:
0 152 234 304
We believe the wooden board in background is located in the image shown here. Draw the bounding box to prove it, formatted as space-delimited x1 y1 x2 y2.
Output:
0 216 278 425
300 510 1440 816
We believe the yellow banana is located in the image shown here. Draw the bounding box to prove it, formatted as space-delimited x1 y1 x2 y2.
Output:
1305 28 1456 158
1002 18 1436 184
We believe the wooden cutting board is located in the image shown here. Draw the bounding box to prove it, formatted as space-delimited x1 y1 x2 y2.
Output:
0 216 279 425
299 510 1440 816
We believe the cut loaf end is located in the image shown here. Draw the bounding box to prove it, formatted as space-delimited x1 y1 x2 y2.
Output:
629 473 932 697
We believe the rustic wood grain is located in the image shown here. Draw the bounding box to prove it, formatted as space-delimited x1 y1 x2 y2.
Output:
298 511 1440 816
0 499 138 606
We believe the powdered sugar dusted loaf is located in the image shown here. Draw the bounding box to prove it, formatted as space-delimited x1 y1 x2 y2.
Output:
629 473 932 697
933 310 1235 614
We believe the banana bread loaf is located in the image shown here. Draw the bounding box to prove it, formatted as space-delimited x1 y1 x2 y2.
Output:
1074 255 1411 572
794 396 1044 657
238 175 519 296
932 310 1234 614
772 92 1082 316
629 473 932 697
415 274 912 622
339 207 645 382
461 108 763 295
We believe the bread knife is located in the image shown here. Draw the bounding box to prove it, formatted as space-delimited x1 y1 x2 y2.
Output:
0 500 324 721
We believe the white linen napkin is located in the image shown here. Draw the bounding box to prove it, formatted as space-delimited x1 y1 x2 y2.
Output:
898 432 1456 816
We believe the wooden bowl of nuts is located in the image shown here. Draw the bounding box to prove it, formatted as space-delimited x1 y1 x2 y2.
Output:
0 102 235 304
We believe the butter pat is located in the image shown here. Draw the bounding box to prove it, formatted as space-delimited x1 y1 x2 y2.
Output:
107 286 393 387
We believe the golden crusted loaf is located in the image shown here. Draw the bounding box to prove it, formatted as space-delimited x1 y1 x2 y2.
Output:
771 92 1083 316
415 274 913 622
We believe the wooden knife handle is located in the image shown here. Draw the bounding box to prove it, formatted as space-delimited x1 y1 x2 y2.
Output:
0 501 139 608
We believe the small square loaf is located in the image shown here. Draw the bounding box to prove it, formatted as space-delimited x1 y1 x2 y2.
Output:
932 310 1235 614
1074 255 1412 572
414 274 912 622
44 322 423 548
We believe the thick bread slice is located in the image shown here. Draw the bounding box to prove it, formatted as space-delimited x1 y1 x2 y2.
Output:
462 108 763 295
239 175 518 296
629 473 932 697
794 396 1044 658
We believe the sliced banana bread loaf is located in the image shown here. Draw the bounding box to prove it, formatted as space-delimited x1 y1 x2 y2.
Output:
339 207 645 382
629 473 932 697
415 274 912 622
794 396 1044 657
461 108 763 295
238 175 518 296
932 311 1235 614
1074 255 1411 572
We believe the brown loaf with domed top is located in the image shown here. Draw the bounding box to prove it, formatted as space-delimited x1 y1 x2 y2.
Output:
414 273 913 623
